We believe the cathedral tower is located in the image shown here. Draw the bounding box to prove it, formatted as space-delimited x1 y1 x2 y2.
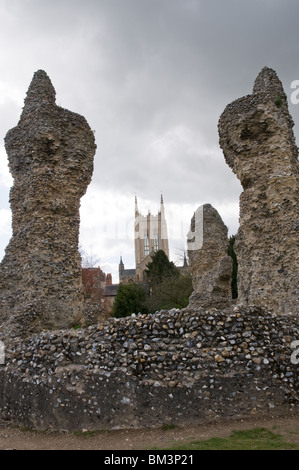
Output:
134 195 169 281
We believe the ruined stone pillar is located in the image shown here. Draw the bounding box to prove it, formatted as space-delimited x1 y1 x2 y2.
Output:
218 67 299 314
0 70 96 332
187 203 233 309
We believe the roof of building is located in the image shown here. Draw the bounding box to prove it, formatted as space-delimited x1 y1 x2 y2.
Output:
122 269 136 276
104 284 119 296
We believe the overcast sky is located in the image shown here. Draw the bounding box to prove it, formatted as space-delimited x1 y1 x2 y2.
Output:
0 0 299 282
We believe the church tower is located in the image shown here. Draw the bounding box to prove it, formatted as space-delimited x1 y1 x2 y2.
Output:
134 195 169 281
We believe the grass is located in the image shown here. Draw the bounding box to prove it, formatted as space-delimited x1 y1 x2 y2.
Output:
155 427 299 451
160 424 179 431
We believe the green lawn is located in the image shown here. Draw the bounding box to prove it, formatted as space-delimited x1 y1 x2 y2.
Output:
156 427 299 450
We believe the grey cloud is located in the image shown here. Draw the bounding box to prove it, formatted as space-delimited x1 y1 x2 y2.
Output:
81 0 299 201
1 0 299 271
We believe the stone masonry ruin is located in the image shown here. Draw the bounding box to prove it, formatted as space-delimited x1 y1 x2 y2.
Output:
187 203 232 309
0 70 96 335
0 306 297 430
0 68 298 431
219 67 299 314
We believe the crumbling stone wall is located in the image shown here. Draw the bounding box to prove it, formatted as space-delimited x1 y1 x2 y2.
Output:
0 70 96 333
0 306 298 430
0 67 298 433
218 67 299 314
187 204 232 309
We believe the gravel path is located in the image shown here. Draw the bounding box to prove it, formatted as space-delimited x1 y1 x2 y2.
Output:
0 414 298 450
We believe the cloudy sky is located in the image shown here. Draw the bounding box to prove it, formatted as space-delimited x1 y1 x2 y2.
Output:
0 0 299 282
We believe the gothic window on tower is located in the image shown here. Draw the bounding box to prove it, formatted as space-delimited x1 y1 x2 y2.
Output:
144 232 149 256
154 231 159 251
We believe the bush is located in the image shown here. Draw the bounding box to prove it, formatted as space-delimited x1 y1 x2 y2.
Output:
145 274 193 313
112 283 148 318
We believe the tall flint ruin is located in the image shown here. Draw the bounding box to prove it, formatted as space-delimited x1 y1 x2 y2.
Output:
0 70 96 334
187 203 232 309
219 67 299 314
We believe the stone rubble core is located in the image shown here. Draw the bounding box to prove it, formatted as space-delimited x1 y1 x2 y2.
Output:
0 306 298 431
0 70 96 333
187 204 233 309
218 66 299 314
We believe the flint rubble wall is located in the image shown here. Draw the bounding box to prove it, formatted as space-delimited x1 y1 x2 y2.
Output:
0 306 298 430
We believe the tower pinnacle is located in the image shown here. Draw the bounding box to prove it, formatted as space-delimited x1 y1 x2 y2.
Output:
21 70 56 119
135 195 139 215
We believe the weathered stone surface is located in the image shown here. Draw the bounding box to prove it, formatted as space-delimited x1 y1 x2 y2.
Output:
187 204 232 308
218 67 299 314
0 306 298 430
0 70 96 333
